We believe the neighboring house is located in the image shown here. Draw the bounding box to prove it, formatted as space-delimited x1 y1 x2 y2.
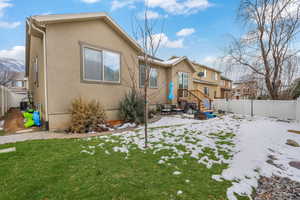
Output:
26 13 198 130
7 72 28 95
232 80 258 99
220 76 232 99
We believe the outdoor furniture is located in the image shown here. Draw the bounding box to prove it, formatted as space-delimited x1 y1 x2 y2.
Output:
171 104 184 114
161 104 172 115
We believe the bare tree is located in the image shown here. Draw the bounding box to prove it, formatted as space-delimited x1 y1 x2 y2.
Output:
226 0 300 99
131 5 165 148
0 69 17 86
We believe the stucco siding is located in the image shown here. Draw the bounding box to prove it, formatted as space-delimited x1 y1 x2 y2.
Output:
170 60 194 104
45 20 169 130
28 35 47 119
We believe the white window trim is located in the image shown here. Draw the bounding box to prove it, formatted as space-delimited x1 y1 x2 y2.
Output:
139 65 158 89
82 45 121 84
149 68 158 89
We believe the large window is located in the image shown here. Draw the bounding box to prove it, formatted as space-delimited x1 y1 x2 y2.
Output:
82 46 120 83
139 64 158 88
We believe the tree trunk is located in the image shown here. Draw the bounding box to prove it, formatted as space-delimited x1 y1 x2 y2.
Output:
144 86 148 148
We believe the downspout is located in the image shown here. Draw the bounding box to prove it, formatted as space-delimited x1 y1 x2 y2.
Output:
26 19 49 129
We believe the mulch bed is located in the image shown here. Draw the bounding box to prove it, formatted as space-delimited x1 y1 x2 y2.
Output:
3 108 25 134
253 176 300 200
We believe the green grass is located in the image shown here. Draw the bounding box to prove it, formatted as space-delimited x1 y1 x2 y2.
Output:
0 130 5 136
0 135 248 200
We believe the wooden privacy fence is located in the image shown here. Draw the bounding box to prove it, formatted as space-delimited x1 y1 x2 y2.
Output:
213 98 300 122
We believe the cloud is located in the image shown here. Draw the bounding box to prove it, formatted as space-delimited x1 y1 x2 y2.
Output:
0 0 20 29
0 0 12 17
176 28 195 37
80 0 101 3
111 0 213 15
137 10 163 20
0 21 20 28
147 0 213 15
0 46 25 63
145 33 184 49
202 56 218 65
111 0 139 11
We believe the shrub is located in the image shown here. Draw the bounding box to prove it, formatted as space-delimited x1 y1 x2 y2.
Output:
119 91 144 124
69 98 107 133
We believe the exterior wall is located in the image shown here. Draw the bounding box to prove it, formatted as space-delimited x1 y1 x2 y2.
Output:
28 35 46 119
192 63 221 99
170 60 195 104
138 62 169 106
192 64 220 85
45 20 142 130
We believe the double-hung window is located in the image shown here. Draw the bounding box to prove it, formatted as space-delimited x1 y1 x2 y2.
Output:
82 46 120 83
139 64 158 88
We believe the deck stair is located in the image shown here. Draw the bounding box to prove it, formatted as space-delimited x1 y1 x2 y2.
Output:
178 89 213 112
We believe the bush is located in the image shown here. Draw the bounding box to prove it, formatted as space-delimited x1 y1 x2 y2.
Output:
69 98 107 133
119 91 144 124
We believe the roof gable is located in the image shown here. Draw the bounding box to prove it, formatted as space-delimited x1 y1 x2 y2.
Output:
30 12 142 53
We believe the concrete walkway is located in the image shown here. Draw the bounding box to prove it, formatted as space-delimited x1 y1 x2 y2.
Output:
0 131 118 145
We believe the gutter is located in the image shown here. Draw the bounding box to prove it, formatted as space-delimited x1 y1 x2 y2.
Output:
26 19 49 126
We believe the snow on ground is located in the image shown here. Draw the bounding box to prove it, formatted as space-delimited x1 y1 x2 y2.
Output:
214 118 300 200
80 114 300 200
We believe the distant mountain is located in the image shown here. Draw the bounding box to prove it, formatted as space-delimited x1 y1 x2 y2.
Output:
0 57 25 72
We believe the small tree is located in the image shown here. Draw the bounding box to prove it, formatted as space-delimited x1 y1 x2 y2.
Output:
132 5 165 148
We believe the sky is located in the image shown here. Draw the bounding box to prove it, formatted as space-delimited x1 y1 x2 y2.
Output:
0 0 244 71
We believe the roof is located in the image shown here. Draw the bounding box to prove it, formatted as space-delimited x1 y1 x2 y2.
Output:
138 56 196 72
221 75 232 81
192 62 221 73
30 13 142 52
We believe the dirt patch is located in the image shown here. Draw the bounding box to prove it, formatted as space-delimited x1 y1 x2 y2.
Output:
4 108 25 134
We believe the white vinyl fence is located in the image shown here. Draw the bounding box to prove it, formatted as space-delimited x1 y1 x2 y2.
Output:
213 98 300 122
0 86 26 117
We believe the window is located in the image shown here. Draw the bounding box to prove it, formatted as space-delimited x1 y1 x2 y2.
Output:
139 64 158 88
211 72 218 80
202 69 207 78
13 81 24 88
204 87 209 96
178 72 189 97
149 68 158 88
82 46 120 83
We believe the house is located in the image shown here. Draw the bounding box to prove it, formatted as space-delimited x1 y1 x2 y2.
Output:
7 72 28 95
192 63 222 99
220 76 232 99
232 80 258 99
26 12 202 130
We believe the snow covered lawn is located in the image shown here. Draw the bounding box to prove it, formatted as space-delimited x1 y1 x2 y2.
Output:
82 114 300 200
1 114 299 200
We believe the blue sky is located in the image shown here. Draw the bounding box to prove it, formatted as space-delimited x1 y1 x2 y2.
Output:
0 0 243 70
